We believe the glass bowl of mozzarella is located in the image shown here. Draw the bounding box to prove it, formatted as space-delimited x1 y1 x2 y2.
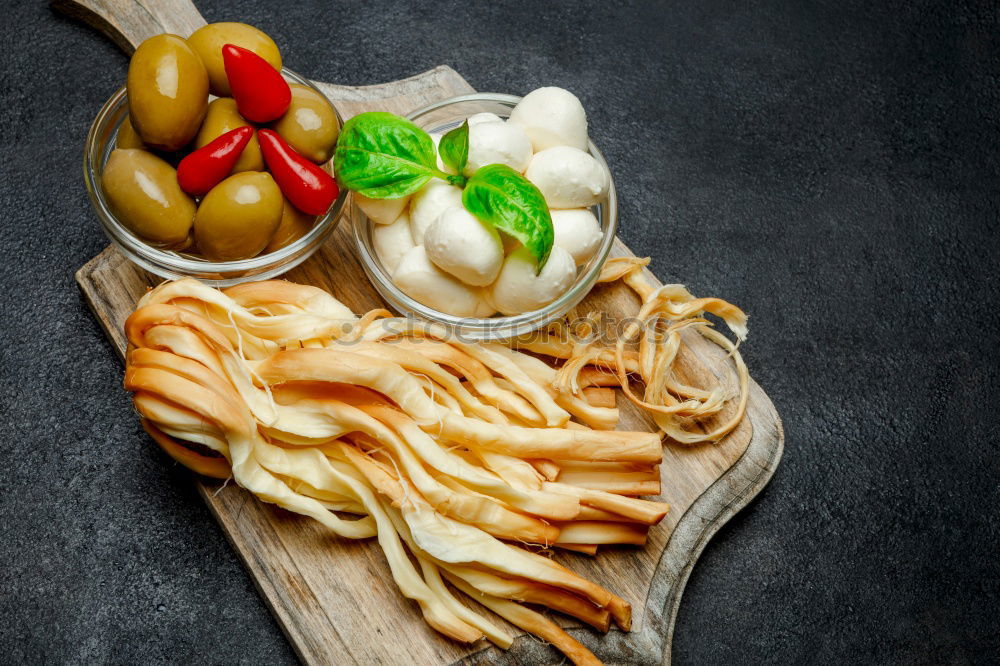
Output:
352 89 618 340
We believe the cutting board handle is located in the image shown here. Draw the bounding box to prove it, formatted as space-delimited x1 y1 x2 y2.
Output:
51 0 207 53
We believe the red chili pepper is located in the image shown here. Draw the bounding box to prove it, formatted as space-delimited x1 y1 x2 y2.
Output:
222 44 291 123
258 129 338 215
176 126 254 196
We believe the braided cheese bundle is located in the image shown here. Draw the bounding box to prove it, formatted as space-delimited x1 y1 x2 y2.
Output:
123 272 745 664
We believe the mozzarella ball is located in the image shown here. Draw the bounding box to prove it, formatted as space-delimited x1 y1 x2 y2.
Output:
499 230 521 254
509 87 588 152
425 207 504 286
409 180 464 244
356 192 410 225
489 246 577 315
393 245 495 318
467 112 503 126
464 121 533 176
373 211 415 275
429 131 453 174
550 209 603 265
525 146 609 208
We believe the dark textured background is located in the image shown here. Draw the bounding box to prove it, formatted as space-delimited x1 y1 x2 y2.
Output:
2 0 998 663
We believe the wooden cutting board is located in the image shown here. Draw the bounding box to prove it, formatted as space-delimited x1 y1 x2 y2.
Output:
60 1 785 663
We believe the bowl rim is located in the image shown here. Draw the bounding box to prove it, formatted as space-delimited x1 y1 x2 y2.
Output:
351 92 619 338
83 67 348 275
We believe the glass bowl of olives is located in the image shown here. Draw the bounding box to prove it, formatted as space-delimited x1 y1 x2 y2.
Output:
83 67 348 287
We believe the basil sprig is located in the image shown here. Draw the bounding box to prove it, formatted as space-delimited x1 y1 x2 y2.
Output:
333 112 554 269
334 112 460 198
463 164 553 269
438 120 469 179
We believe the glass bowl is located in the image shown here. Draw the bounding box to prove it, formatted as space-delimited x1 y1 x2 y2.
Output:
352 93 618 340
83 68 348 287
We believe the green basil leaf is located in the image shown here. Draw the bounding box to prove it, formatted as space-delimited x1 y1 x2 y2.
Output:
462 164 554 270
438 120 469 178
334 111 448 199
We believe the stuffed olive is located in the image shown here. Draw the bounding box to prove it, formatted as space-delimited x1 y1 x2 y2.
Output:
126 34 208 151
265 197 316 252
101 149 196 247
196 98 264 173
194 171 283 260
271 84 340 163
187 22 282 96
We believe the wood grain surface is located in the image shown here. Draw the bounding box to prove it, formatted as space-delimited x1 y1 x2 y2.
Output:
62 1 784 663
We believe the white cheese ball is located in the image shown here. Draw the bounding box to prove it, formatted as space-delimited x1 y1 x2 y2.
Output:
373 211 415 275
509 87 588 152
429 131 454 174
550 209 603 266
499 230 521 254
464 121 533 176
489 246 577 315
409 180 464 244
425 206 504 286
525 146 609 208
356 192 410 225
467 112 503 126
393 245 495 318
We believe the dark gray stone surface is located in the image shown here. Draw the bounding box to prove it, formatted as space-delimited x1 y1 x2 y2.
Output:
1 0 997 663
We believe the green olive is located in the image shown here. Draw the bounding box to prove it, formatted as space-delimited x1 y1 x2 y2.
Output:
187 22 282 96
195 172 283 261
196 98 264 173
101 149 196 247
127 34 209 151
265 197 316 253
116 115 145 149
271 84 340 163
